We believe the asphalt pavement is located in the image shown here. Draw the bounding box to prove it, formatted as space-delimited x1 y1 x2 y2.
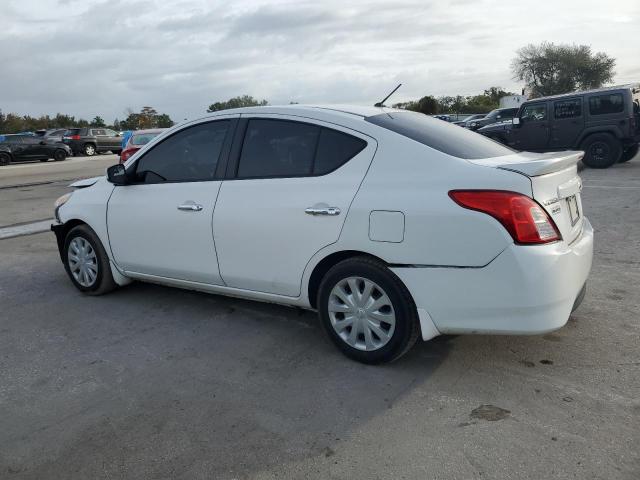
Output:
0 154 638 479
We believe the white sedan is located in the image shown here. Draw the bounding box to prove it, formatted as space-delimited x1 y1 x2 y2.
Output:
52 105 593 364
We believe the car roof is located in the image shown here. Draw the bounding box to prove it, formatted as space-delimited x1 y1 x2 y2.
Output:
131 128 167 134
201 104 394 120
526 83 640 103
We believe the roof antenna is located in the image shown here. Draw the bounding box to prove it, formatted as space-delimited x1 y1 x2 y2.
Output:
374 83 402 107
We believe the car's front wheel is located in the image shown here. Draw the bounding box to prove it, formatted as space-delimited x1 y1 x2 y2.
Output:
317 256 420 364
63 224 117 295
0 153 10 166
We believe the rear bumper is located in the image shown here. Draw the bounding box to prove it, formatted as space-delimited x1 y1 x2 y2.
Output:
392 217 594 338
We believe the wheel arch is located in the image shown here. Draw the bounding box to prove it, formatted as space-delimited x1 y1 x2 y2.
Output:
575 128 621 148
307 250 389 309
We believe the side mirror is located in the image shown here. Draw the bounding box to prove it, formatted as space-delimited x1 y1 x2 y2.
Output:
512 117 521 126
107 163 130 185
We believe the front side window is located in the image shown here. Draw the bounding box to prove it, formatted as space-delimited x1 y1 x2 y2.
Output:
92 129 106 136
521 104 547 122
237 119 367 178
136 120 229 183
554 98 582 119
589 93 624 115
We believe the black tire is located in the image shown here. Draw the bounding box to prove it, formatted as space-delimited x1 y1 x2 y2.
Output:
53 149 67 161
619 143 638 163
63 224 117 296
317 256 420 364
580 134 621 168
113 149 122 155
0 152 11 166
83 143 96 156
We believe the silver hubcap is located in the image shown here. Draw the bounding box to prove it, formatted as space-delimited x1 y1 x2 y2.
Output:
328 277 396 351
86 145 95 155
68 237 98 287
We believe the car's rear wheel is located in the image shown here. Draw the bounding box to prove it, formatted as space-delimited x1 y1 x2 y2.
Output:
0 152 11 166
619 143 638 163
54 149 67 161
317 256 419 364
83 143 96 156
63 224 117 295
581 134 621 168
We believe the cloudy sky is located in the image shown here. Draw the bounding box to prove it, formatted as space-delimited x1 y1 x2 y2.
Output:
2 0 639 122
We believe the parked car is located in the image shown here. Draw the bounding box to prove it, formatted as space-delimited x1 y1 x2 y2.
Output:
477 85 640 168
119 128 167 163
454 113 486 128
36 128 70 143
52 105 592 364
63 127 122 156
467 108 519 130
0 134 72 165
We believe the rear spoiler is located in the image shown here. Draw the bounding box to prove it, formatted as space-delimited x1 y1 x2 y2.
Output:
469 151 584 177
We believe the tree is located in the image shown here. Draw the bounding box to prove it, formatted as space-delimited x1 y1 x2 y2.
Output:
118 107 174 130
207 95 268 113
393 95 438 114
512 42 615 97
91 116 106 127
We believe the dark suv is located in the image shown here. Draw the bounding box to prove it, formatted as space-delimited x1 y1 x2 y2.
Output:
478 84 640 168
0 134 72 165
63 127 122 156
466 107 519 131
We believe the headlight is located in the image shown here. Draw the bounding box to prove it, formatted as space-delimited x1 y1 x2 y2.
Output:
54 192 73 221
54 192 73 209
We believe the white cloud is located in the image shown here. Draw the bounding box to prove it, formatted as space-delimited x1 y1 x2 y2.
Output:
1 0 638 122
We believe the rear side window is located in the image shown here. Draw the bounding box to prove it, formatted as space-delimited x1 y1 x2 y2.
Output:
136 120 230 183
366 111 514 159
237 119 366 178
554 99 582 119
589 94 624 115
314 128 366 175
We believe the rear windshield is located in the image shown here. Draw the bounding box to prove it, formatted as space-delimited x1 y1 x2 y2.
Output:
131 132 161 146
366 111 514 159
65 128 81 135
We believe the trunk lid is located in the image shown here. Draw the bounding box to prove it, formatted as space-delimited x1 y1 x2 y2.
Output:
470 151 585 244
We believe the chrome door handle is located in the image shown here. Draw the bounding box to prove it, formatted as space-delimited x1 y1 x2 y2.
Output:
305 206 341 216
177 202 203 212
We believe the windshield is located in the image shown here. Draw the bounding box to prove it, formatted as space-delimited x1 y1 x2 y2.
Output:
366 111 515 159
131 132 161 146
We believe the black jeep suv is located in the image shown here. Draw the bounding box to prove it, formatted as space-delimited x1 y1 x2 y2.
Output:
63 127 122 156
478 85 640 168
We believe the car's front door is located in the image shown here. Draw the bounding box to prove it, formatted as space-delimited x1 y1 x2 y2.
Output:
107 118 236 284
104 129 121 151
20 136 46 158
548 97 584 149
513 102 550 151
213 115 376 297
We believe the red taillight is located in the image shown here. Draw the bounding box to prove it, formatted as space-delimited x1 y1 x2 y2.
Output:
68 135 81 140
449 190 561 244
119 147 138 163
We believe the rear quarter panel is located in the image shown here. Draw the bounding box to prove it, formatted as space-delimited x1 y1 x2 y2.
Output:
331 130 534 267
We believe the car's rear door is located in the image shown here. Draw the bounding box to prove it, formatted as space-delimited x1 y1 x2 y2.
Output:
107 117 237 284
549 97 584 149
212 115 376 297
